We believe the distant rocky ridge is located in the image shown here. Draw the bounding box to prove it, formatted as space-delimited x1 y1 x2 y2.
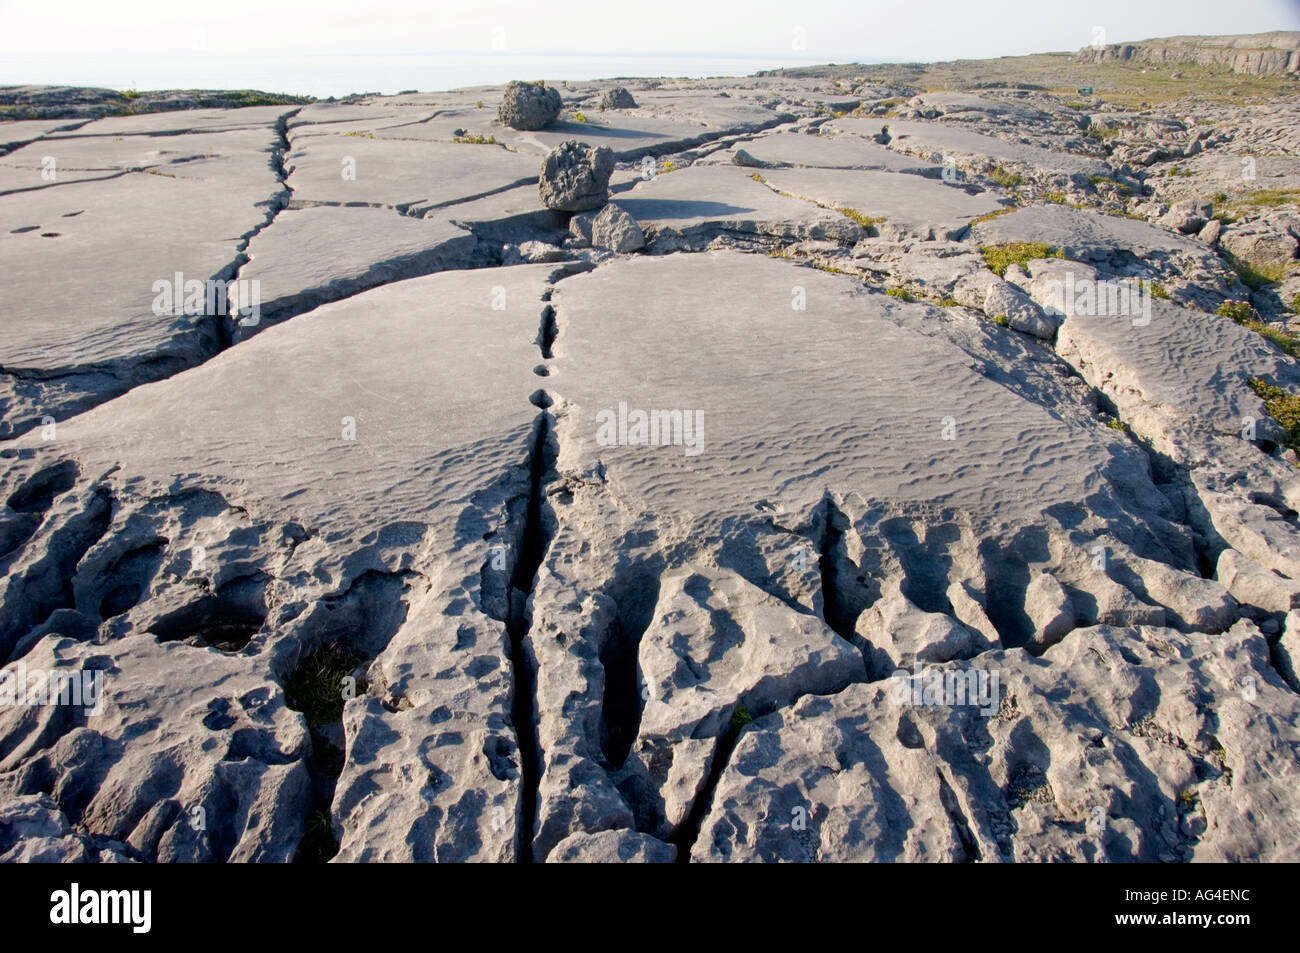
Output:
0 85 312 121
1076 31 1300 76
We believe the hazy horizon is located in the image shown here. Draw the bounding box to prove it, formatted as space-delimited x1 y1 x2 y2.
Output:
2 0 1298 97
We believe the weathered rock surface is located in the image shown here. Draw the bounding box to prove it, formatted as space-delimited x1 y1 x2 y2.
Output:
499 81 563 131
569 202 645 253
695 622 1300 862
599 88 638 110
285 134 538 213
835 117 1109 184
236 206 476 338
3 57 1300 865
758 167 1003 240
1 265 553 862
617 166 862 250
1076 32 1300 77
0 107 296 437
539 140 615 212
701 132 942 174
984 278 1057 339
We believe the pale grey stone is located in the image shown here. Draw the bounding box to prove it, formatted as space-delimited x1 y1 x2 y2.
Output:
599 88 638 110
570 202 645 253
499 80 562 130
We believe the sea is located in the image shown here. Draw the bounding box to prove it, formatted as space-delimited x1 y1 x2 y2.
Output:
0 53 838 99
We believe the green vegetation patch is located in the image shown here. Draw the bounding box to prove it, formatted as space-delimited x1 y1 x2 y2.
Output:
1221 301 1300 359
1248 378 1300 454
1226 188 1300 212
968 206 1016 228
839 206 882 231
979 242 1065 277
989 166 1025 188
285 642 366 729
1226 252 1288 290
731 705 755 733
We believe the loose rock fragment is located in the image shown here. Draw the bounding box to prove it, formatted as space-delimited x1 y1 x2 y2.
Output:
599 87 637 110
539 140 615 212
569 202 645 253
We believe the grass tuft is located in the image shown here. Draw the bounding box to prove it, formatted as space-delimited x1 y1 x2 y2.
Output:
969 206 1016 228
989 166 1025 188
839 206 882 230
979 242 1064 277
1248 378 1300 454
285 642 366 729
731 705 755 733
1226 252 1287 290
1221 301 1300 359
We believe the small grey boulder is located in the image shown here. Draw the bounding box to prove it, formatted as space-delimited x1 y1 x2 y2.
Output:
599 87 637 110
985 279 1058 340
731 148 765 168
499 80 562 131
1158 199 1212 235
570 202 645 253
539 140 615 212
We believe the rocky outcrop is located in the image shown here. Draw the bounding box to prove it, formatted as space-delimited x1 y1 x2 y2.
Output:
1076 32 1300 77
498 80 563 131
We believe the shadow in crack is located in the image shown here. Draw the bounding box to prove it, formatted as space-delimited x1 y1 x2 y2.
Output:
599 563 663 771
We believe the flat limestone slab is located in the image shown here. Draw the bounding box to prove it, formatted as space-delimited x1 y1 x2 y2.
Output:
305 105 752 163
40 105 299 138
493 113 757 160
614 166 861 248
286 92 789 162
907 92 1056 125
973 203 1208 261
235 205 476 338
700 131 942 174
626 90 794 131
0 118 92 154
832 117 1108 180
285 134 538 212
759 167 1005 240
0 265 553 862
0 153 285 434
523 251 1205 858
1 127 285 192
549 251 1156 530
12 265 549 538
1032 258 1300 461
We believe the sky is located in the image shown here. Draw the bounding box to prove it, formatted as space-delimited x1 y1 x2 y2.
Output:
1 0 1297 95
